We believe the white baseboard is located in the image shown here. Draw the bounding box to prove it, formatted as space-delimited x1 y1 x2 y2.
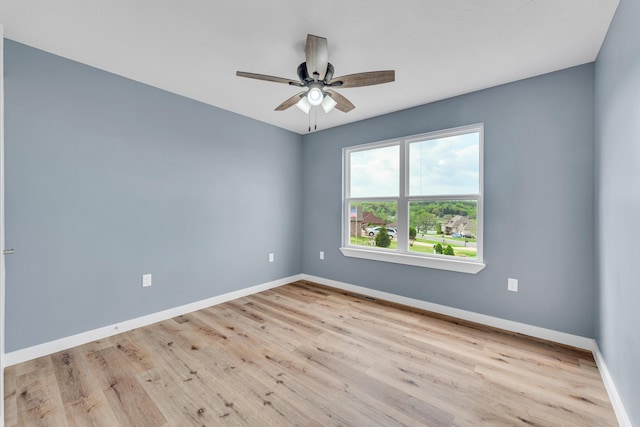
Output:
592 342 633 427
301 274 594 350
3 274 303 367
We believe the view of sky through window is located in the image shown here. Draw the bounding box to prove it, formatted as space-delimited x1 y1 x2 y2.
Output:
349 145 399 198
409 133 479 196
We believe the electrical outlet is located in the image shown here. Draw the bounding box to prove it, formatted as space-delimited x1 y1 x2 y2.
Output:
142 274 152 288
508 278 518 292
320 251 325 260
269 253 274 263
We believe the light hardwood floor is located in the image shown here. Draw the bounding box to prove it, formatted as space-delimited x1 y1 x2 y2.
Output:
4 281 617 426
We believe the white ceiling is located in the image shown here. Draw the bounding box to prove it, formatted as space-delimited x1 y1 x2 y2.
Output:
0 0 618 134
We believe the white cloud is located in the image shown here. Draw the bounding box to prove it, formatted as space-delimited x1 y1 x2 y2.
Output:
350 145 399 197
409 133 479 195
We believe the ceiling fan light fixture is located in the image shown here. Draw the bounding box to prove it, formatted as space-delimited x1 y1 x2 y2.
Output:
307 85 324 106
296 96 311 114
321 93 337 113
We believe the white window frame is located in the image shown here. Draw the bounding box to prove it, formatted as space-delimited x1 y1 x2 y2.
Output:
340 123 485 274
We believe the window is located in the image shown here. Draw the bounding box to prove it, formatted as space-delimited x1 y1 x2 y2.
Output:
341 124 484 273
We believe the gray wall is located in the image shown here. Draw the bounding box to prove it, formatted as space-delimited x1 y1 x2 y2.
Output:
3 41 303 352
595 0 640 423
302 64 596 337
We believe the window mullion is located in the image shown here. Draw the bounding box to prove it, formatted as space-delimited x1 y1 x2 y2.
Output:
396 141 408 252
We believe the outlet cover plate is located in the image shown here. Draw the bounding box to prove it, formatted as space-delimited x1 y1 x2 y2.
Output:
508 278 518 292
142 274 152 288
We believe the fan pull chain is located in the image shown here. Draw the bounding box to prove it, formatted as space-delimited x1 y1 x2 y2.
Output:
308 110 311 132
314 107 318 131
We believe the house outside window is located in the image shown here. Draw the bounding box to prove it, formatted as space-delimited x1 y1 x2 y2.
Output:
341 124 485 274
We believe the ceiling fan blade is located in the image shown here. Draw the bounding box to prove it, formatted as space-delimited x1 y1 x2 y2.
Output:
325 89 355 113
275 91 306 111
329 70 395 88
236 71 303 86
305 34 329 81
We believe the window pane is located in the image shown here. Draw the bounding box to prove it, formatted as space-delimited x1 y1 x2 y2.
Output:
350 145 399 198
349 201 397 250
409 200 477 259
409 132 479 196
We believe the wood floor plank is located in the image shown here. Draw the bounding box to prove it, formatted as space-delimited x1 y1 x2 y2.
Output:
85 346 167 426
15 356 68 426
4 281 618 426
51 348 120 426
3 363 18 426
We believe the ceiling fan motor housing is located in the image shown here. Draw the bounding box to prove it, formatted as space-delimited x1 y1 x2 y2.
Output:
297 62 334 84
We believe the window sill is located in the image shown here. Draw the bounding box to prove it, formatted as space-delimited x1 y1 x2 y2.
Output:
339 247 486 274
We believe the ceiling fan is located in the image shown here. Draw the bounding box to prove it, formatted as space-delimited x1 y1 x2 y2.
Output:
236 34 395 115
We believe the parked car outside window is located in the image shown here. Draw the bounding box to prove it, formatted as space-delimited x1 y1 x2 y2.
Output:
366 226 397 239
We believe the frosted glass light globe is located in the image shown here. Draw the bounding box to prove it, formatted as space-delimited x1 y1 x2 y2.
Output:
307 86 324 106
